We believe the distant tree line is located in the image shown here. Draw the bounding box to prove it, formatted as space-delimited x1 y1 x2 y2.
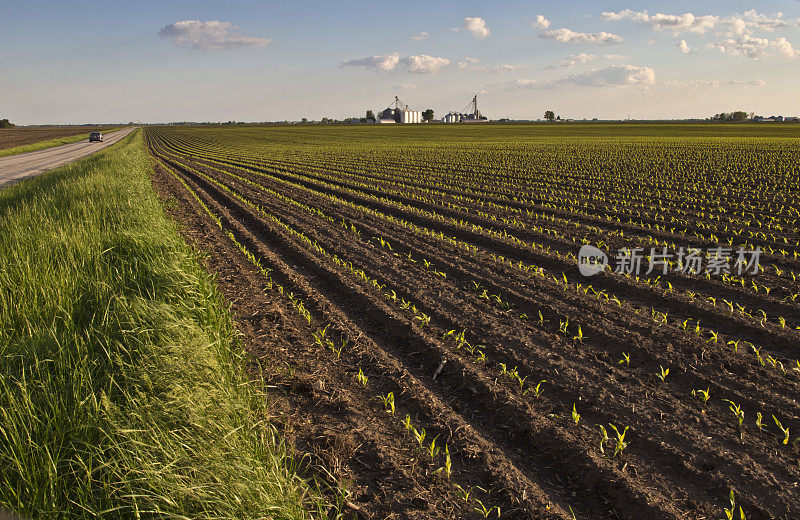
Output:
711 111 751 122
0 118 15 128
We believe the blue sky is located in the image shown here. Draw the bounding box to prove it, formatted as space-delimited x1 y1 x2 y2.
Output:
1 0 799 124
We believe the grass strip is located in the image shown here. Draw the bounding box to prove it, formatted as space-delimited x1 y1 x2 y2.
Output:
0 130 332 519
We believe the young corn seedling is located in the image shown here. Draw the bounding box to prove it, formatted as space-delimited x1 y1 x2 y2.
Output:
402 414 412 432
357 368 368 388
473 500 500 519
380 392 395 414
412 425 426 446
427 435 441 459
618 352 630 367
721 490 747 520
608 424 630 458
691 387 711 405
523 379 547 399
772 415 790 445
656 365 670 383
573 325 584 343
755 412 764 431
751 345 765 367
597 424 609 455
559 319 569 335
453 483 472 503
571 404 581 425
443 444 452 479
723 399 745 428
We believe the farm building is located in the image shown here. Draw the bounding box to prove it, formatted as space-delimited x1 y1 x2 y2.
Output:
378 97 422 124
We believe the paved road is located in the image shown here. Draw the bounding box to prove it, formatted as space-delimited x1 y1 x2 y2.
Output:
0 127 138 189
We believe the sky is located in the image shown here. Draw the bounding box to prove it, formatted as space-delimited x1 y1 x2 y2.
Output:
1 0 799 124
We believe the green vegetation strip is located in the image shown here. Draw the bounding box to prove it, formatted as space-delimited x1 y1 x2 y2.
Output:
0 130 329 519
0 128 121 158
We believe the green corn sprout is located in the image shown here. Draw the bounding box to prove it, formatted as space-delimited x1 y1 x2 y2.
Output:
402 414 412 432
723 399 744 427
357 368 368 388
559 319 569 335
380 392 395 414
571 404 581 425
412 426 426 446
443 444 452 479
755 412 763 431
772 415 790 445
427 435 441 459
751 345 765 366
608 424 630 458
721 490 747 520
453 483 472 503
656 365 670 383
691 387 711 405
473 500 500 519
523 379 546 399
573 325 584 343
597 424 609 454
618 352 630 367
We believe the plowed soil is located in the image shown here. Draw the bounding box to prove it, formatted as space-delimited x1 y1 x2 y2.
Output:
145 125 800 520
0 126 115 150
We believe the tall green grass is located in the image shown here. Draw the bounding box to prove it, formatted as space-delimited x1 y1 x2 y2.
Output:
0 131 330 519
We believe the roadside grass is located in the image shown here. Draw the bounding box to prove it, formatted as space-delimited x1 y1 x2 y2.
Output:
0 130 333 519
0 128 122 158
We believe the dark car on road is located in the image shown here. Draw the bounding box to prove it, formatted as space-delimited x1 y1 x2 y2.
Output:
89 132 103 142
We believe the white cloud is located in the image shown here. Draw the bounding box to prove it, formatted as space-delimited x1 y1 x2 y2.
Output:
489 64 526 73
400 55 450 73
710 35 798 60
342 53 449 73
508 65 655 89
533 15 551 30
341 53 401 71
600 10 718 34
540 28 623 45
601 9 799 37
410 31 430 41
458 57 480 69
462 17 490 39
158 20 271 50
457 58 524 73
724 10 794 35
664 79 766 88
545 53 628 70
677 40 692 54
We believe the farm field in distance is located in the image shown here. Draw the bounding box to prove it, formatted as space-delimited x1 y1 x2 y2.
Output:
146 123 800 520
0 126 118 155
